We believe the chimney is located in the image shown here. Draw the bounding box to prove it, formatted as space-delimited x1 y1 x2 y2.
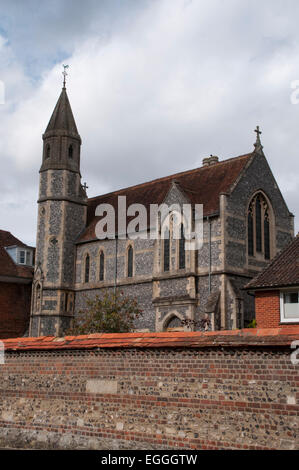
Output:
209 155 219 165
202 155 219 167
202 157 210 167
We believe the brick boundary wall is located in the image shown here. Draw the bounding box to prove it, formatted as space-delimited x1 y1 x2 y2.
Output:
0 328 299 450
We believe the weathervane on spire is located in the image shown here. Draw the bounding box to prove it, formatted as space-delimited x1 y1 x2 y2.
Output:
254 125 263 153
62 64 69 88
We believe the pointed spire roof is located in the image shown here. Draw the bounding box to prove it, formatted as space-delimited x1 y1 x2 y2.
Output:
45 87 79 135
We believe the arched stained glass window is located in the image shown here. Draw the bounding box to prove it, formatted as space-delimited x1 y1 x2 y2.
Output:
248 208 254 256
264 210 270 260
99 251 105 281
247 193 271 260
127 246 133 278
163 228 170 272
255 196 262 252
179 224 185 269
84 254 90 283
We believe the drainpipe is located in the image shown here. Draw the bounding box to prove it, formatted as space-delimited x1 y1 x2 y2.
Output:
114 236 118 296
208 216 212 294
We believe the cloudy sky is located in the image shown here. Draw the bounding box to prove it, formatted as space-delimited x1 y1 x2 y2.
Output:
0 0 299 245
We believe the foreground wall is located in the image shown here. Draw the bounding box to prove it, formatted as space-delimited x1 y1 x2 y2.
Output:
0 329 299 450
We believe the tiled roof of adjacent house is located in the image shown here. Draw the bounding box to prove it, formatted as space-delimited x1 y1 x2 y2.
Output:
246 233 299 290
0 230 33 280
78 152 253 243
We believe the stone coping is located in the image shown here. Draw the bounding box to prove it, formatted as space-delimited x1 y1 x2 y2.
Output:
1 327 299 351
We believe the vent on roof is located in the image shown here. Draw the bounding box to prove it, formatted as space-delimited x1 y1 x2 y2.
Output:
202 155 219 167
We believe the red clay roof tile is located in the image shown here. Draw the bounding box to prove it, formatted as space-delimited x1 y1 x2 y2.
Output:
78 153 253 243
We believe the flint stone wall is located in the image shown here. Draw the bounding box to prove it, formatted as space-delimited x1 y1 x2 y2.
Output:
0 331 298 450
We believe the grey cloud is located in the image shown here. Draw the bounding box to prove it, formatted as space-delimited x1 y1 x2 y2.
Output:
0 0 298 246
0 0 150 74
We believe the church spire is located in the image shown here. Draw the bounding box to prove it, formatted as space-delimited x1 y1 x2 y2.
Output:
44 65 78 136
44 87 79 136
254 125 263 154
41 75 81 173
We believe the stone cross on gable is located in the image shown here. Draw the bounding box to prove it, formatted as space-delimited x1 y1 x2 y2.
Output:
254 125 263 153
255 125 262 138
82 182 89 192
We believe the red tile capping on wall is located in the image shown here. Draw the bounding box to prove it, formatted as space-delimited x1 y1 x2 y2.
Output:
2 327 299 351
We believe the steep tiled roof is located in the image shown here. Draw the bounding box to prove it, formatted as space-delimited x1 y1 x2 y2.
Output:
78 152 253 242
0 230 33 280
246 234 299 290
2 327 299 351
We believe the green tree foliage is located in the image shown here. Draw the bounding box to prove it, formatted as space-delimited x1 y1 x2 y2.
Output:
246 319 257 328
67 290 143 335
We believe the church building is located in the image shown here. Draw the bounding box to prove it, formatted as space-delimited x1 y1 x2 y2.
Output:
29 85 295 337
